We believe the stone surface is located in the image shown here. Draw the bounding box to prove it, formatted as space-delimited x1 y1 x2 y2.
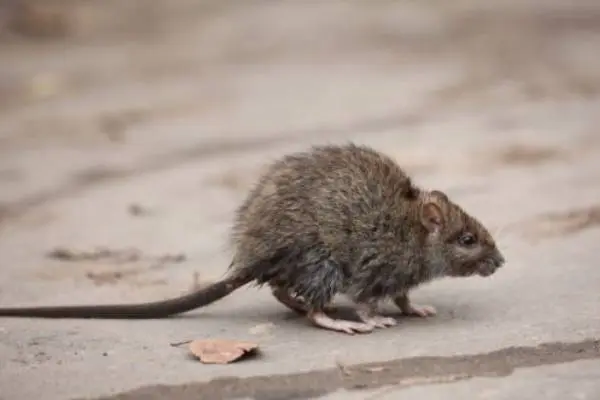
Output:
0 1 599 399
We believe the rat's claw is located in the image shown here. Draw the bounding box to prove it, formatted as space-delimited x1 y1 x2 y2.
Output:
365 316 397 328
327 320 374 335
356 303 397 329
344 321 376 333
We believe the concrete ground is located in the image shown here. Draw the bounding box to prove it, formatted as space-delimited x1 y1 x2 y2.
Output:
1 0 600 399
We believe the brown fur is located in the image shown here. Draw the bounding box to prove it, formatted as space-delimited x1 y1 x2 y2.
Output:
0 143 504 332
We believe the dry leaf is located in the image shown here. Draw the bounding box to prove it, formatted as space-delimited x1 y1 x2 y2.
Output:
189 339 259 364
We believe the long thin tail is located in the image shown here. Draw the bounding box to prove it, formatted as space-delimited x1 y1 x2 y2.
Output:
0 273 252 319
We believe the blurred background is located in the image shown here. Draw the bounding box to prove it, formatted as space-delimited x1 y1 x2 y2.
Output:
1 0 599 292
1 0 600 203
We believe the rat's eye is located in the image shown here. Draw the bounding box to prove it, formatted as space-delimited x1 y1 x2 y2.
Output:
458 232 476 247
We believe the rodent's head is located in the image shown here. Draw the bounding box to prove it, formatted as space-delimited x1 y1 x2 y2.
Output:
419 190 505 278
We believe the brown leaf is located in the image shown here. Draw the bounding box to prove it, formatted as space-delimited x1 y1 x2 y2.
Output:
189 339 259 364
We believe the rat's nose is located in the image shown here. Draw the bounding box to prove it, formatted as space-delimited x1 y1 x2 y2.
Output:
492 253 505 268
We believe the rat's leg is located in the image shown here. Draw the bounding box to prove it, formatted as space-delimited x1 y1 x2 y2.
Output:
355 301 397 328
285 252 361 333
270 285 336 314
307 309 374 334
393 292 436 317
271 286 308 314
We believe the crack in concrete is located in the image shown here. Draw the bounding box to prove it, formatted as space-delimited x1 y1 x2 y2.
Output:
84 338 599 400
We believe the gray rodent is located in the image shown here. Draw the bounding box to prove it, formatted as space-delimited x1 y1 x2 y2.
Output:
0 143 505 334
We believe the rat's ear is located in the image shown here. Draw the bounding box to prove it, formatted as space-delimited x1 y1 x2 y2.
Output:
421 201 444 232
430 190 448 203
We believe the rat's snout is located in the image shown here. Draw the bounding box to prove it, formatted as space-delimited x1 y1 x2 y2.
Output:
490 251 505 270
477 250 505 277
487 250 506 273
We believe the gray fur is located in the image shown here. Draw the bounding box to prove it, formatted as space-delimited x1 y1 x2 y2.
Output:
230 143 504 309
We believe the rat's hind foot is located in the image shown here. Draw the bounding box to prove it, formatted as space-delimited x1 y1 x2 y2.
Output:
356 303 397 329
394 294 436 317
307 310 374 335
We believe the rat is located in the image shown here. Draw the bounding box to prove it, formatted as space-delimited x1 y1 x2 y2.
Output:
0 143 505 334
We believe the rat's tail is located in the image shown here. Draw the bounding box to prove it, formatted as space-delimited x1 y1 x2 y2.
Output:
0 270 253 319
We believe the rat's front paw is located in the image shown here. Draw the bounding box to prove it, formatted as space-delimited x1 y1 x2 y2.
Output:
402 304 436 317
363 315 397 328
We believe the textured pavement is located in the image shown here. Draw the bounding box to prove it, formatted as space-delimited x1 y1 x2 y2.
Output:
0 1 599 399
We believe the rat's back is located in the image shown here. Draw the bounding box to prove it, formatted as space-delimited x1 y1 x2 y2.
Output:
229 143 420 280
